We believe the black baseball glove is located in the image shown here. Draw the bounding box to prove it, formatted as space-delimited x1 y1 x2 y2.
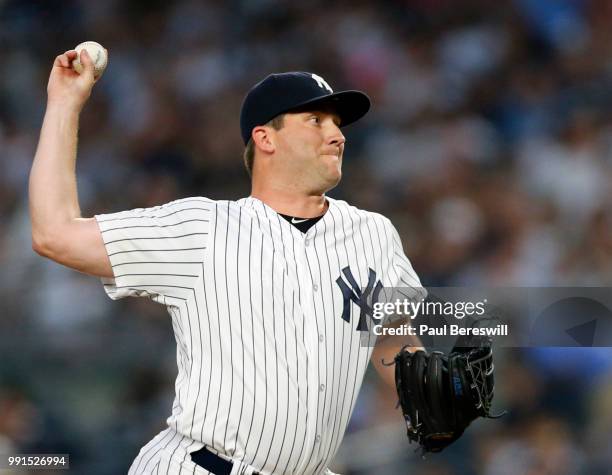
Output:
392 336 503 453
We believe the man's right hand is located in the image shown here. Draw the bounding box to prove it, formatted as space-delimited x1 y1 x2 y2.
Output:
46 49 99 111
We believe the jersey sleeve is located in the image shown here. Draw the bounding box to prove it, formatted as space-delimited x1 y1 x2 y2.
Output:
94 197 213 302
383 218 427 325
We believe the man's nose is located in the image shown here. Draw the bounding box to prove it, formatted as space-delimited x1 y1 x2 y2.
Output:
327 123 346 147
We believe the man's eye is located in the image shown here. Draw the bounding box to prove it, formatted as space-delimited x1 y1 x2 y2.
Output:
310 116 320 123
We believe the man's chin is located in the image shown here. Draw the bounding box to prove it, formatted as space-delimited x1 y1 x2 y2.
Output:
322 169 342 192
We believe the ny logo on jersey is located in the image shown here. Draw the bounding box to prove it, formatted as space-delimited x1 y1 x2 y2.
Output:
311 73 333 93
336 267 383 331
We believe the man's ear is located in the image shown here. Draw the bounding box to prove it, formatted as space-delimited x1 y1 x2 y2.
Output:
252 126 275 154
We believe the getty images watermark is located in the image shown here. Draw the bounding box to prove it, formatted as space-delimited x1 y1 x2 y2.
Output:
354 287 612 348
370 296 509 338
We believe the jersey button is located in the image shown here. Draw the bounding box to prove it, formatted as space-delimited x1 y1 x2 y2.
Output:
313 284 319 292
319 334 324 342
305 239 311 247
319 384 325 392
315 435 321 443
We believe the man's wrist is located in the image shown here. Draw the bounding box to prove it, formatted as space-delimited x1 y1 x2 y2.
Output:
46 98 84 116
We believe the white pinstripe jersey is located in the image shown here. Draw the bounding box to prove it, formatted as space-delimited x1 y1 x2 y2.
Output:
96 195 424 475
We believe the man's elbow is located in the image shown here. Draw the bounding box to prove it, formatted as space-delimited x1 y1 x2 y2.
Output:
31 230 63 261
32 232 52 257
31 225 113 278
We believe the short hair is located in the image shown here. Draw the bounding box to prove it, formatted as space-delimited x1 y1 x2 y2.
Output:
243 114 285 177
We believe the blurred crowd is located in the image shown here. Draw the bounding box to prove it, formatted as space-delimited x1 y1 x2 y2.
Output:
1 0 612 473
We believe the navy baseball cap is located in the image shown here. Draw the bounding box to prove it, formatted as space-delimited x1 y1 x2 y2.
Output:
240 72 371 145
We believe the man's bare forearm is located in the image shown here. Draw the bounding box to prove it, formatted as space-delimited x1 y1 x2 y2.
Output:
29 103 82 249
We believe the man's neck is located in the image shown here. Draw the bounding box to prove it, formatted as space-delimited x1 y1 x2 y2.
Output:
250 189 328 218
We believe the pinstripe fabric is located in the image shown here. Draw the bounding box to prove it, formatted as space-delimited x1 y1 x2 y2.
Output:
95 196 424 474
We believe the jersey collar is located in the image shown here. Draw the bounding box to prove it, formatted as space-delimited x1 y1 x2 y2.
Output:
246 195 336 236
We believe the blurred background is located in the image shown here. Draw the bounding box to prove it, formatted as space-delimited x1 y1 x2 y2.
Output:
1 0 612 473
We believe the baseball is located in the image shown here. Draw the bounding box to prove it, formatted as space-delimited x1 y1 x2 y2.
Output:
72 41 108 78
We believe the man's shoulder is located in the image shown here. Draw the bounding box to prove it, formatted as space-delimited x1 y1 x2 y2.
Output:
328 197 393 227
163 196 250 210
165 196 217 207
192 196 272 216
148 196 219 216
96 196 216 222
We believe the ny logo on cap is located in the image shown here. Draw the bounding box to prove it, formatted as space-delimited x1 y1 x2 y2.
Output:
312 73 333 93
